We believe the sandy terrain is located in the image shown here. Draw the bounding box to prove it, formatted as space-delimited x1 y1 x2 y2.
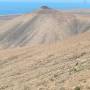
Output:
0 7 90 90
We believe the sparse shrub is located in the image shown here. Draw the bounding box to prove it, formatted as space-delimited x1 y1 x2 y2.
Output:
39 87 46 90
59 87 65 90
54 74 58 78
23 86 30 90
74 86 80 90
87 86 90 89
73 68 77 72
50 78 54 82
75 62 79 66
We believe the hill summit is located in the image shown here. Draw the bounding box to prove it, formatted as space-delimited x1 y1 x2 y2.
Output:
40 6 51 9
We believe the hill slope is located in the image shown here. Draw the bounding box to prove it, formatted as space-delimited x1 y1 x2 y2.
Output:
0 9 90 48
0 8 90 90
0 32 90 90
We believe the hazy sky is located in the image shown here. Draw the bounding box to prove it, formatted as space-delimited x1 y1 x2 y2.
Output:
0 0 89 15
0 0 89 3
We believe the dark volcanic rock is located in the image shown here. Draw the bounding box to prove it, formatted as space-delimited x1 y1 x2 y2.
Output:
41 6 51 9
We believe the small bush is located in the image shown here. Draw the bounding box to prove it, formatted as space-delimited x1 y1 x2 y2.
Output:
74 86 80 90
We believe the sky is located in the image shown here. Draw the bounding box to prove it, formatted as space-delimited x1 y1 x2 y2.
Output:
0 0 89 3
0 0 90 15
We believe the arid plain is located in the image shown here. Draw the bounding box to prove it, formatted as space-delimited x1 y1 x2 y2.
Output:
0 7 90 90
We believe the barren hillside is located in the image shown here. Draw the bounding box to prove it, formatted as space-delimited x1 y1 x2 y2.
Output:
0 32 90 90
0 8 90 48
0 7 90 90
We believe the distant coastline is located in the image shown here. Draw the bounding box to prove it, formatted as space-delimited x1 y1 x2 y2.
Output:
0 2 90 15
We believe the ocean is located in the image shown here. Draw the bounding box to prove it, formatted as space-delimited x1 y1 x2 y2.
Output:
0 2 90 15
